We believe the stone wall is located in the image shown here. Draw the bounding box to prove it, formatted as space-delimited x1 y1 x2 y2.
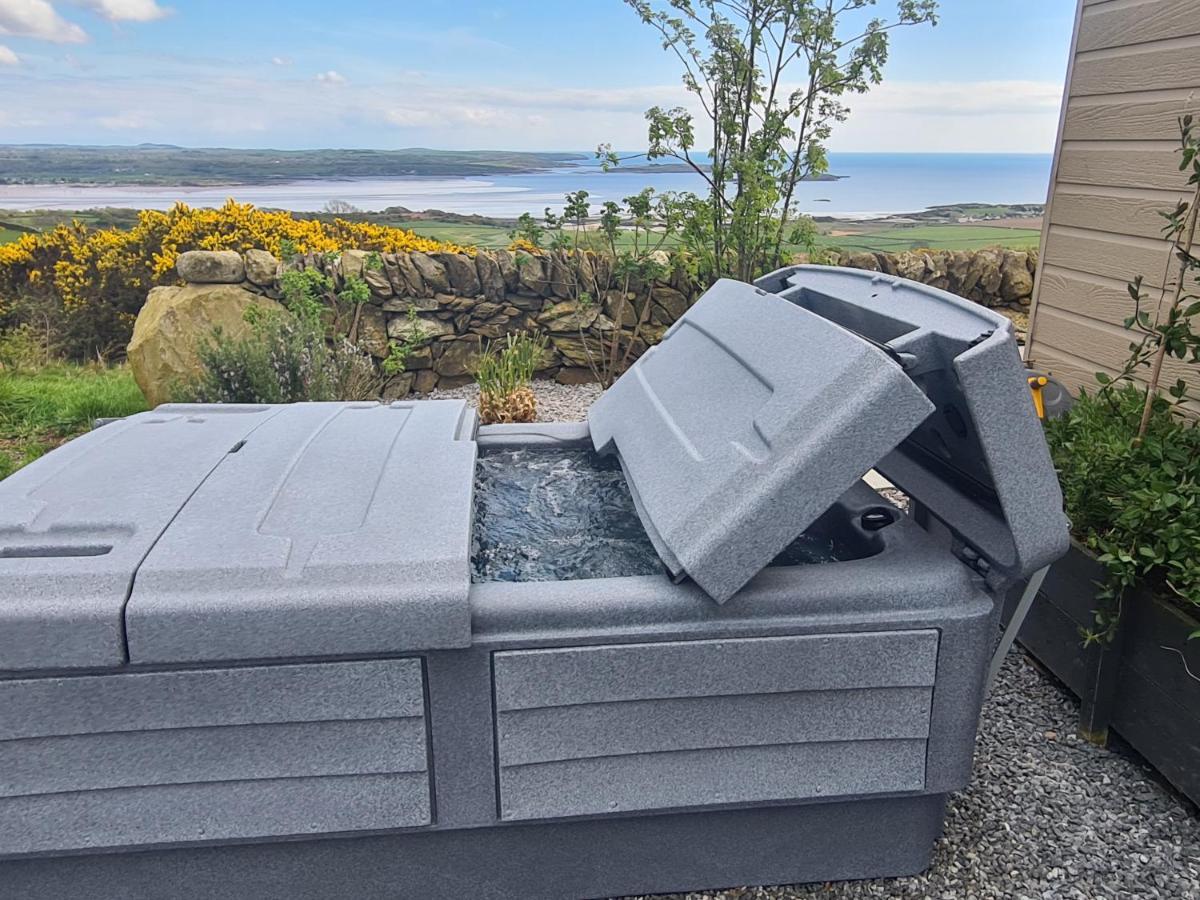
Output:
831 247 1036 312
163 245 1038 396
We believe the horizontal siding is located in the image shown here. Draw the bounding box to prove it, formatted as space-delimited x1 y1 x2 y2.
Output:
494 633 936 821
1041 226 1178 289
1049 186 1189 240
1056 143 1185 191
1063 91 1195 141
500 740 928 821
1028 0 1200 384
1029 345 1200 419
1036 266 1168 325
1077 0 1200 52
0 659 431 854
1071 36 1200 96
1032 307 1196 385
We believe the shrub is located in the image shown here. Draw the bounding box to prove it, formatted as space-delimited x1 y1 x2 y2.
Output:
1046 384 1200 639
181 306 379 404
475 332 546 424
0 200 466 361
1050 114 1200 642
0 324 54 373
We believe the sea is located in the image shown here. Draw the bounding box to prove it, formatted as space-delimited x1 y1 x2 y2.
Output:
0 153 1053 220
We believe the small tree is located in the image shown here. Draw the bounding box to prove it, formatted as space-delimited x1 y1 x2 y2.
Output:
526 188 682 387
604 0 938 281
1101 115 1200 439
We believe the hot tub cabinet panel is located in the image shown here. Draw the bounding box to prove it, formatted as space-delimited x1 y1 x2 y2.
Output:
494 632 937 820
0 268 1071 898
0 659 432 855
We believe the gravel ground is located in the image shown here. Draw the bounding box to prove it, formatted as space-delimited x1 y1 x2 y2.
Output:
436 380 1200 900
426 377 602 423
646 652 1200 900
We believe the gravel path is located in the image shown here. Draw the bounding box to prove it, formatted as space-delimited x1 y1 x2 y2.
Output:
435 380 1200 899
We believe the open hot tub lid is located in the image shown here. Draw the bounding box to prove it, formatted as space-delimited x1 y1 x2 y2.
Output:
589 279 936 604
756 265 1069 591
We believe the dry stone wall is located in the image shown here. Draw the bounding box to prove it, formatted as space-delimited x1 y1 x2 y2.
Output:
160 245 1037 397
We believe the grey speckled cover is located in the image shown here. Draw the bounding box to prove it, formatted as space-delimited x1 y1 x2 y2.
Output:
126 401 477 663
757 265 1070 587
589 278 935 603
0 405 282 671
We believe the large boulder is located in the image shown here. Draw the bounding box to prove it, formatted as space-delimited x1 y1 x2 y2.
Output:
176 250 245 284
127 284 282 407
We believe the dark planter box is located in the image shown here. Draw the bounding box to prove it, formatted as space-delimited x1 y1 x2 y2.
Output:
1003 542 1200 806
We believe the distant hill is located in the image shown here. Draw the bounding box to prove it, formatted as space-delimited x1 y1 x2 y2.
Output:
0 145 588 186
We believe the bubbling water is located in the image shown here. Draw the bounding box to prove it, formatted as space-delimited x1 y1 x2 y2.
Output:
471 447 842 584
472 448 663 583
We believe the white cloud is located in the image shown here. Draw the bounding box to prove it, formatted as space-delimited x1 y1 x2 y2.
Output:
70 0 169 22
0 42 18 64
832 80 1065 152
0 64 1065 155
0 0 88 43
271 55 290 66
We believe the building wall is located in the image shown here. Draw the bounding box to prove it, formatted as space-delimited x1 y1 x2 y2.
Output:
1027 0 1200 393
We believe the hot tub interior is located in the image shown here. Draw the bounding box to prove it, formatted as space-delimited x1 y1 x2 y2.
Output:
471 447 889 583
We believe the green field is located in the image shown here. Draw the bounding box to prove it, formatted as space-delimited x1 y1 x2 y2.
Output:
402 219 1043 253
0 208 1043 254
0 365 147 480
817 223 1042 253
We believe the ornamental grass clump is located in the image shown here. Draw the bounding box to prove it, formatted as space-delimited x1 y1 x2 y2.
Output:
475 333 546 425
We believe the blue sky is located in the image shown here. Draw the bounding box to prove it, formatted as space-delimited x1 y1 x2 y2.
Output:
0 0 1076 151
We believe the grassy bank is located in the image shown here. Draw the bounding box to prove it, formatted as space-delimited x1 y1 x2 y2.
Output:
0 365 147 480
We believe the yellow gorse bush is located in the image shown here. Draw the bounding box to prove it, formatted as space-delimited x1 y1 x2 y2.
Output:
0 200 467 358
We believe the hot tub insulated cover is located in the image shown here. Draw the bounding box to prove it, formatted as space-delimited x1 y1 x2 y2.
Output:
589 279 936 603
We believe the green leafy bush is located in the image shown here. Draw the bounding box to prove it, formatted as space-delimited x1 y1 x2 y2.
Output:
181 307 379 404
1045 384 1200 639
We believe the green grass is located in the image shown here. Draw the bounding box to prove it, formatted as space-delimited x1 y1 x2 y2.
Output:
0 365 148 480
816 224 1042 253
0 227 24 245
403 219 1042 254
404 221 517 249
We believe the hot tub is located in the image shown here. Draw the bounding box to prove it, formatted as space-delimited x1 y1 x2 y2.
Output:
0 267 1069 899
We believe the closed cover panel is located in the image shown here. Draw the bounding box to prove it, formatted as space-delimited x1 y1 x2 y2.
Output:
0 405 282 670
0 659 431 855
127 401 477 662
588 279 934 603
494 632 937 821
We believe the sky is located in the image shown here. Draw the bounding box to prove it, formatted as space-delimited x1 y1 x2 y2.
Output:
0 0 1076 153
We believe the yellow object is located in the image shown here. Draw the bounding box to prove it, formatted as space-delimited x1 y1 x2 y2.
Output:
1028 375 1049 419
